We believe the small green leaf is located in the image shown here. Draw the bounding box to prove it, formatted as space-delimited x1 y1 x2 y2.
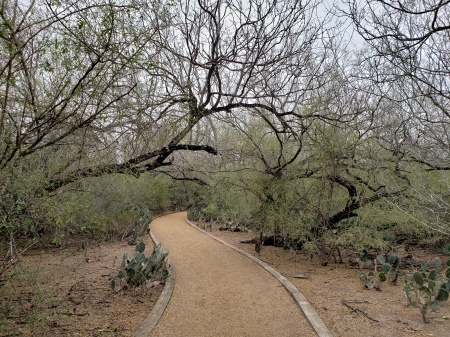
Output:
403 284 410 293
446 268 450 279
421 263 427 273
379 272 387 282
428 280 436 292
429 270 438 281
126 268 135 279
404 274 412 284
365 282 374 289
120 254 127 269
434 258 441 271
134 252 145 264
388 255 399 266
404 284 412 303
359 249 368 261
447 259 450 267
110 280 115 290
382 264 391 273
413 272 424 286
359 273 367 282
436 289 449 302
376 255 386 264
136 241 145 253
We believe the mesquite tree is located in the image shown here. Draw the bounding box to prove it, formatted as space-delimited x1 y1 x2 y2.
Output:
0 0 333 271
1 0 331 189
345 0 450 235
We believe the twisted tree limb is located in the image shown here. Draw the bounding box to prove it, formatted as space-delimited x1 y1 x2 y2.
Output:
45 144 218 192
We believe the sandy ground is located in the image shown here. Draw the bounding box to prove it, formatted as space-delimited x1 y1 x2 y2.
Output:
2 212 449 337
150 212 316 337
0 237 163 337
210 225 450 337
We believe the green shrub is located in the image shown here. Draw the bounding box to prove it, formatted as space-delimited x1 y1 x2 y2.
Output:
122 206 152 245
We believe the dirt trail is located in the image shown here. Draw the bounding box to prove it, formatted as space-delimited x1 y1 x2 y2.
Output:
150 212 317 337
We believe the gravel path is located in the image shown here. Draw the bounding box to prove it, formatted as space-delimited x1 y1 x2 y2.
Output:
150 212 316 337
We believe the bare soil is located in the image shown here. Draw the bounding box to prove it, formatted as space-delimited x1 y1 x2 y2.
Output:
209 225 450 337
0 238 163 337
1 212 449 337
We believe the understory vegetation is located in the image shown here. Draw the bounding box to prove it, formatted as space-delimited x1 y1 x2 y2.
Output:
1 0 450 330
185 120 450 265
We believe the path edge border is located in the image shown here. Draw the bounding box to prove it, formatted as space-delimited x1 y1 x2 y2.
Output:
132 230 175 337
185 219 333 337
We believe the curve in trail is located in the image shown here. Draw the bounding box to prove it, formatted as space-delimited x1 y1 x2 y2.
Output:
149 212 320 337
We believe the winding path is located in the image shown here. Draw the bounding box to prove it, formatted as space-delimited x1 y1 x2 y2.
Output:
149 212 324 337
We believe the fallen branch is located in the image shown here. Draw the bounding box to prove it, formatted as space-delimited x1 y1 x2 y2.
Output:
341 299 379 322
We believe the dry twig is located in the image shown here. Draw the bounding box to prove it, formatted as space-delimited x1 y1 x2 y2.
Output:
341 299 379 322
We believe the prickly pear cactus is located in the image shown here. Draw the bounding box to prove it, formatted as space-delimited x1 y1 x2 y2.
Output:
110 242 169 292
359 254 399 291
403 258 450 323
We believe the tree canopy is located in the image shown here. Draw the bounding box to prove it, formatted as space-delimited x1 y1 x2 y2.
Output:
1 0 449 266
